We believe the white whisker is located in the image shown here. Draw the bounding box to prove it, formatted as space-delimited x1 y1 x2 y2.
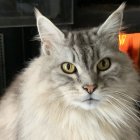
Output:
106 95 140 121
114 91 139 103
105 89 140 107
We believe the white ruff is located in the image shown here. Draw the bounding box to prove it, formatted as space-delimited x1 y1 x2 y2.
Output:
20 84 138 140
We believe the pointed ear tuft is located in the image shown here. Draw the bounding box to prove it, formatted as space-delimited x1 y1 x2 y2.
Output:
34 8 64 55
34 8 43 19
97 3 125 44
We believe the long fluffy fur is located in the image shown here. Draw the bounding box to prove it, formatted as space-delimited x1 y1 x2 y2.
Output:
0 3 139 140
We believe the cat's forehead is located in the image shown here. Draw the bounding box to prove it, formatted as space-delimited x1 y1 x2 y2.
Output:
62 28 101 69
65 28 98 46
62 28 117 70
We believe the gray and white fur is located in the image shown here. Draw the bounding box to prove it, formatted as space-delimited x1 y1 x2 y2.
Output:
0 3 139 140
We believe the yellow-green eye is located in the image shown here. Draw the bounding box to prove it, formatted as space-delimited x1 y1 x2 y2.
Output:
97 58 111 71
61 62 77 74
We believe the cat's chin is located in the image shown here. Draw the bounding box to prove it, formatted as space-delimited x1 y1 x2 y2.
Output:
73 99 100 110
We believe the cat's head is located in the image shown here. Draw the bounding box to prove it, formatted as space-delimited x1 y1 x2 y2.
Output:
35 3 138 111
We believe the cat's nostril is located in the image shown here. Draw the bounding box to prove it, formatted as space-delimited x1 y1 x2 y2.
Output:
83 84 97 94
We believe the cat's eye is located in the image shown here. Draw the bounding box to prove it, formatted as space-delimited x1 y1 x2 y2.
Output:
61 62 77 74
97 58 111 71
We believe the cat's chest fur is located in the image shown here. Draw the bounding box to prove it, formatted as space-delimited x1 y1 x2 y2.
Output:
21 107 125 140
56 112 117 140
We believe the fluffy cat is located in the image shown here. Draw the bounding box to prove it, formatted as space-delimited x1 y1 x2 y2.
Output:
0 3 139 140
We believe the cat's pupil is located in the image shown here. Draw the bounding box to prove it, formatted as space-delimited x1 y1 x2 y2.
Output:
102 60 106 67
67 64 70 70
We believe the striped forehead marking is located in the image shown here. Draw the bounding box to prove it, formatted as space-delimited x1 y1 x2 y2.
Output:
67 30 98 69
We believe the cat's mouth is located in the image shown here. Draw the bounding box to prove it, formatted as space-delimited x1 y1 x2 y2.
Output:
76 97 101 110
73 97 101 110
82 97 99 103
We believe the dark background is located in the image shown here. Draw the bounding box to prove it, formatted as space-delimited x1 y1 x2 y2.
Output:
0 0 140 95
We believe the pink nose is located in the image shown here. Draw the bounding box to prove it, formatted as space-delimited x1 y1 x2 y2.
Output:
83 84 97 94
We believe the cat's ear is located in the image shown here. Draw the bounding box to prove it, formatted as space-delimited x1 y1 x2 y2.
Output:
97 3 125 44
35 8 64 55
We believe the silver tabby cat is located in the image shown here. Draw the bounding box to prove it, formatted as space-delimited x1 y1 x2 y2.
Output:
0 3 139 140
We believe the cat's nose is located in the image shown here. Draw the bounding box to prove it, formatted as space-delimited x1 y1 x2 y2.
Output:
83 84 97 94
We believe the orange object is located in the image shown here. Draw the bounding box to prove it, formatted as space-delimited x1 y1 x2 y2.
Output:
119 33 140 70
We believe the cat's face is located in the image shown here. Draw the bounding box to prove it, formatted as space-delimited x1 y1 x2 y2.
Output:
35 4 138 110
